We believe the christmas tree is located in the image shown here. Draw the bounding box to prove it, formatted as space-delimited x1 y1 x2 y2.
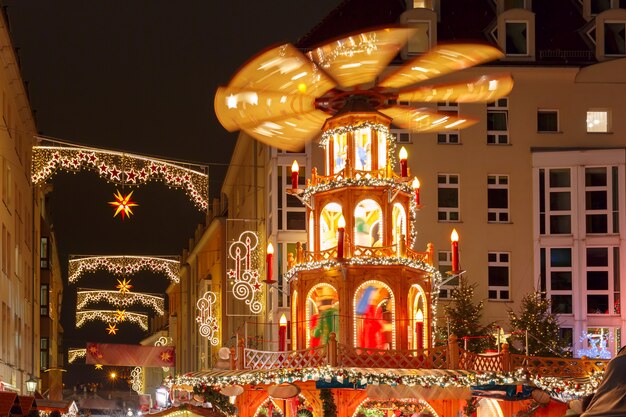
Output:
441 276 495 353
508 292 570 357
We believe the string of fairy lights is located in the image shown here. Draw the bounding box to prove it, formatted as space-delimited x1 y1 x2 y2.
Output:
75 310 149 331
76 289 166 315
31 142 209 211
68 255 180 284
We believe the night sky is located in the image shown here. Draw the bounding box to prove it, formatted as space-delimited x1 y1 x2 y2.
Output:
1 0 341 386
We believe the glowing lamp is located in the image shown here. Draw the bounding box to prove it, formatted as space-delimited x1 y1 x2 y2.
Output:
26 376 37 393
266 243 274 284
451 229 459 272
279 313 287 351
399 146 408 177
337 215 346 259
291 160 299 189
412 177 421 205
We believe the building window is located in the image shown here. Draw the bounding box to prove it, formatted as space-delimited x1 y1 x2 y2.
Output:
592 0 612 14
40 337 49 371
605 22 626 55
40 237 49 269
585 167 616 234
504 0 528 9
437 251 458 299
586 247 620 315
407 20 430 54
487 99 509 144
277 242 300 309
278 164 306 230
40 284 49 316
587 110 610 132
539 168 572 235
437 174 460 221
488 252 510 300
505 21 528 55
391 128 411 144
537 110 559 132
488 175 510 223
436 102 460 144
545 247 573 314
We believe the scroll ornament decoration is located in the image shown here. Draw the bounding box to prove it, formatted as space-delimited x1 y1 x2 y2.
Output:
32 144 209 210
131 367 143 394
196 291 219 346
227 231 263 314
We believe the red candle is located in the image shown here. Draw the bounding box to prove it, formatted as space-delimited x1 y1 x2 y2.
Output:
451 229 459 272
279 314 287 351
337 215 346 259
399 146 408 177
412 177 420 205
266 243 274 282
416 309 425 348
291 160 299 190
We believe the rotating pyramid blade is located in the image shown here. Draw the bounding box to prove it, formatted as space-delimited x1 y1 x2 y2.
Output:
243 110 330 152
397 73 514 103
229 43 336 97
307 27 416 88
379 44 504 89
381 105 477 132
215 86 317 132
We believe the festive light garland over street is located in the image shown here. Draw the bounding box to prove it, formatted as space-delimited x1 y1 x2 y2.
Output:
75 310 149 331
76 289 165 315
68 348 86 364
68 255 180 284
32 142 209 210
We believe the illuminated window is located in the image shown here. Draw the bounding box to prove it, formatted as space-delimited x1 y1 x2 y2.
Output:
332 132 348 173
40 284 49 316
537 110 559 132
505 21 528 55
392 203 407 248
320 203 343 251
40 337 49 371
354 199 383 247
488 175 509 223
488 252 510 300
354 127 372 171
586 110 609 132
306 284 339 347
354 281 394 349
487 99 509 144
437 174 460 221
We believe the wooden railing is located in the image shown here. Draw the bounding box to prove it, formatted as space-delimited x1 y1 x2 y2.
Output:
338 343 448 369
351 244 396 258
233 334 609 377
243 345 326 370
302 247 337 263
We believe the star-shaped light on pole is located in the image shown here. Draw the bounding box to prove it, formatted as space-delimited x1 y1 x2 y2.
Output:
116 278 133 294
94 364 103 370
109 190 138 219
106 323 118 335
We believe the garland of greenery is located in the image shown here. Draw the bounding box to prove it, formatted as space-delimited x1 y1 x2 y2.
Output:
320 388 337 417
463 397 479 416
193 384 237 415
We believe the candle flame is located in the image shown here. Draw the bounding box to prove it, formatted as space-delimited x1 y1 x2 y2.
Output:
416 309 424 321
267 242 274 254
291 160 299 173
451 229 459 242
412 177 420 189
279 313 287 326
338 214 346 228
399 146 408 161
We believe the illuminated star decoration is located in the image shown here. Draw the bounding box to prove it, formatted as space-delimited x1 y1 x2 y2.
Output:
106 323 118 335
116 278 133 294
95 364 103 370
159 350 172 363
109 190 138 219
115 309 126 322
